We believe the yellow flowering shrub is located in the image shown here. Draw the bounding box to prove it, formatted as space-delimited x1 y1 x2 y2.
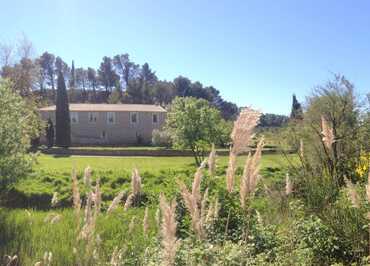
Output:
356 152 370 177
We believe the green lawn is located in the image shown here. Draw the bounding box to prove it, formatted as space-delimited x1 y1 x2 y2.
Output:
35 153 292 173
7 153 294 209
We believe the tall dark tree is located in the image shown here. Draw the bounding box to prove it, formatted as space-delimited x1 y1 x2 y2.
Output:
98 56 118 96
113 54 139 91
153 81 175 105
76 67 88 102
69 60 75 88
0 58 38 97
174 76 191 96
139 63 157 103
290 94 303 120
39 52 56 99
55 57 70 81
46 118 54 148
126 78 143 103
55 71 71 147
87 67 98 102
69 60 76 102
140 63 157 85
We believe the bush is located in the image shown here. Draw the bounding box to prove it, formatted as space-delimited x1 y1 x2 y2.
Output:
151 129 172 147
166 97 230 165
0 79 40 190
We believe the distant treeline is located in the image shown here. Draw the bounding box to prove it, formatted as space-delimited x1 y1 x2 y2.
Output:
0 36 239 120
259 113 289 128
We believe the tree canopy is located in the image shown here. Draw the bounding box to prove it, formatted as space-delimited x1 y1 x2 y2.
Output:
0 79 40 189
165 97 230 165
0 38 239 121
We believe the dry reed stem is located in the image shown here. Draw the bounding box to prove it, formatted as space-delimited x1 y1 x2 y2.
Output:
239 137 264 208
208 144 216 176
200 188 209 227
129 216 136 234
256 210 263 225
321 116 335 150
179 181 203 238
34 251 52 266
192 160 206 204
205 197 219 224
299 139 304 158
231 107 261 155
226 108 261 193
159 194 179 266
124 193 134 211
83 166 92 188
93 179 102 217
44 213 60 224
79 191 96 241
110 246 123 266
131 168 142 196
285 173 293 196
84 191 93 224
366 169 370 204
51 192 59 207
5 255 17 266
50 214 61 224
155 208 161 228
107 191 124 214
143 207 149 236
71 168 81 218
226 151 237 193
344 177 360 208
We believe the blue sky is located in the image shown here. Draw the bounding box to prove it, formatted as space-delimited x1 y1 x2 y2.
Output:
1 0 369 114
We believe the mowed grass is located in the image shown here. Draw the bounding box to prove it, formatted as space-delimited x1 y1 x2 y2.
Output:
35 153 292 173
7 153 294 209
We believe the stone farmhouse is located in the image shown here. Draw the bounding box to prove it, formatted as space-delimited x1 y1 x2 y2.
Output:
39 104 167 145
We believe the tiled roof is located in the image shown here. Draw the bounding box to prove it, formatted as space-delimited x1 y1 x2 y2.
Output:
39 104 167 113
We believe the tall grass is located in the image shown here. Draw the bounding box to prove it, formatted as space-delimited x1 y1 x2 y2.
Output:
1 106 369 265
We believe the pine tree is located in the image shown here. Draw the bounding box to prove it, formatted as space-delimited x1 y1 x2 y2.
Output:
46 118 54 148
290 94 303 120
55 71 71 147
69 60 76 102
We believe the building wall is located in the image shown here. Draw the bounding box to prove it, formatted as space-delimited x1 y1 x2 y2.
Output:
40 111 166 145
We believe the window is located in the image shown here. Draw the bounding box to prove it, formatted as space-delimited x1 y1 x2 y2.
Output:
152 113 158 124
130 112 138 124
88 112 98 124
107 112 116 125
101 131 106 139
70 112 79 124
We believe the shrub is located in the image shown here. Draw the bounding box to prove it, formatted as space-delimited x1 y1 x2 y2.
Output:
152 129 172 147
0 79 40 190
165 97 230 165
46 118 54 148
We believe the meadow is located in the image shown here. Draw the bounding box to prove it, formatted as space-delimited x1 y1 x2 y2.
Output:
6 153 291 209
1 153 292 265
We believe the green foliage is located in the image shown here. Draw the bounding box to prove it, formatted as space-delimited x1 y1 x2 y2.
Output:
285 75 369 209
55 71 71 147
151 129 172 147
0 79 40 189
107 86 122 104
45 118 54 148
259 113 289 128
166 97 230 165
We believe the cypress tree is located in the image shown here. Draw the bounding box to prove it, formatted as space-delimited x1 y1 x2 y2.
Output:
46 118 55 148
55 71 71 147
290 94 303 120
